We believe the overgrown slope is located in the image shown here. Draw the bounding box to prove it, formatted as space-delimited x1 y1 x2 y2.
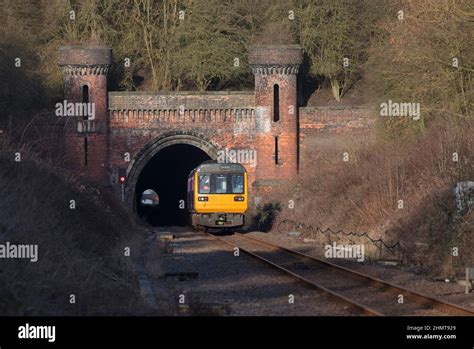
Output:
0 155 144 315
262 120 473 276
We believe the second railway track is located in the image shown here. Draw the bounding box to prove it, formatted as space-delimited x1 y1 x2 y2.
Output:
207 232 474 316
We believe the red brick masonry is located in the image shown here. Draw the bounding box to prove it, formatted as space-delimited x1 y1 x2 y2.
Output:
57 45 375 209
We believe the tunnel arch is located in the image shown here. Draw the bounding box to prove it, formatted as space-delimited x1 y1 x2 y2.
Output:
125 131 220 218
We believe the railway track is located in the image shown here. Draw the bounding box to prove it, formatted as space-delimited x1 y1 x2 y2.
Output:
207 232 474 316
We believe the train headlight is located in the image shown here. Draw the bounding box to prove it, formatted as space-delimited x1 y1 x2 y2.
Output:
234 196 245 202
198 196 208 202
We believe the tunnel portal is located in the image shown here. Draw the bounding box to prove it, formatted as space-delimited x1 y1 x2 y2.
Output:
135 144 211 226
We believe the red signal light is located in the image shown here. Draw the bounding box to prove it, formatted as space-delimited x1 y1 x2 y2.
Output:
118 168 127 185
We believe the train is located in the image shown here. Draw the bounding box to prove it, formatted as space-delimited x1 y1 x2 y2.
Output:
187 161 248 229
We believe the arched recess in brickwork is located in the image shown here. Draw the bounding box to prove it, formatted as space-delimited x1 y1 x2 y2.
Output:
125 131 220 211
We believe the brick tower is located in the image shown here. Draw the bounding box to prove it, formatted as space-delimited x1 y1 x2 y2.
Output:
58 46 112 182
249 45 302 188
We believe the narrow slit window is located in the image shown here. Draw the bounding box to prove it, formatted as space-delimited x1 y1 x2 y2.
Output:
82 85 89 103
273 84 280 122
274 136 279 165
82 85 90 121
84 137 88 167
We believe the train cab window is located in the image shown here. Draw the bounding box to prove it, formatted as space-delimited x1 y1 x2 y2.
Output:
198 175 210 194
215 175 227 194
231 174 244 194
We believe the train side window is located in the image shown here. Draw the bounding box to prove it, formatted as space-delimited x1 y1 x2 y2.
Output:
231 174 244 194
198 175 210 194
215 175 227 194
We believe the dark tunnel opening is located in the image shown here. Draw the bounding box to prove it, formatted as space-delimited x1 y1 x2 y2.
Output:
135 144 211 226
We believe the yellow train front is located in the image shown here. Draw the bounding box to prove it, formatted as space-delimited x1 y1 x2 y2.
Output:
187 161 248 229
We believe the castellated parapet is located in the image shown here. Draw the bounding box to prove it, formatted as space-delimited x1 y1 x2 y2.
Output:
249 45 302 75
58 46 112 75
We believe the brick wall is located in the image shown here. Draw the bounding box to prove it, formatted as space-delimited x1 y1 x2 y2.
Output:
299 106 376 176
109 91 254 110
59 46 111 183
299 106 375 135
108 91 255 130
57 45 379 210
106 91 260 192
108 125 258 195
249 45 302 187
253 72 298 182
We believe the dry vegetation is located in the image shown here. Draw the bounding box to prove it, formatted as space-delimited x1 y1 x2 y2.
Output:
251 0 474 276
0 140 146 315
0 0 472 296
258 119 473 276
